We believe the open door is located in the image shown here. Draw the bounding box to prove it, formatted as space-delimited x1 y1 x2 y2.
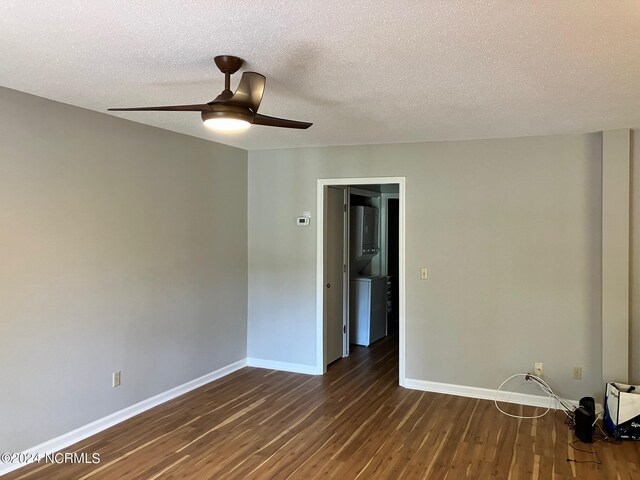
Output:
325 186 346 365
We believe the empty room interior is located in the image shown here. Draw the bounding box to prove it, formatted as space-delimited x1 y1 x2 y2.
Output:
2 2 640 479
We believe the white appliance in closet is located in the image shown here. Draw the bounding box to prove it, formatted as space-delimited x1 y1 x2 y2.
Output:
349 275 387 346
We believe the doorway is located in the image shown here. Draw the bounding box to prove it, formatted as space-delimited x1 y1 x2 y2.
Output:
316 177 405 385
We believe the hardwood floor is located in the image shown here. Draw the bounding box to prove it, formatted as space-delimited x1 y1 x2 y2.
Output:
5 336 640 479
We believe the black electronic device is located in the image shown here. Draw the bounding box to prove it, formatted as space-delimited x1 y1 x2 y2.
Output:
575 396 596 443
580 397 595 416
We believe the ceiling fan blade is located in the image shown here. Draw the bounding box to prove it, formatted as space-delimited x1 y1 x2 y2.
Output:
108 104 212 112
252 114 312 129
228 72 266 112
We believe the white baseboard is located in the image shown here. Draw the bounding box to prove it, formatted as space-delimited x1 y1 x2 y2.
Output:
403 377 579 409
0 359 247 477
246 357 320 375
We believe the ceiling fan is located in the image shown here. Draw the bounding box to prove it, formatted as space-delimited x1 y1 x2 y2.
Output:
108 55 312 131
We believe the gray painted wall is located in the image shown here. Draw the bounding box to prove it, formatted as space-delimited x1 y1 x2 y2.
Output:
248 134 603 400
0 88 248 452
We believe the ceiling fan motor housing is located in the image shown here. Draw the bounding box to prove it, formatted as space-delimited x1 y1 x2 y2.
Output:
201 104 254 124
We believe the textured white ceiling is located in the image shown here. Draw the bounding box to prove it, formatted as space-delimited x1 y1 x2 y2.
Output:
1 1 639 150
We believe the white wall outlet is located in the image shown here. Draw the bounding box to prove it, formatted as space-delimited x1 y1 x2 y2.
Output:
573 367 583 380
534 362 543 377
420 267 428 280
112 371 121 388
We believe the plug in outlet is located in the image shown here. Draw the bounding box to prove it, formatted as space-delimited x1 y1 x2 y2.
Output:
112 371 121 388
534 362 543 377
573 367 582 380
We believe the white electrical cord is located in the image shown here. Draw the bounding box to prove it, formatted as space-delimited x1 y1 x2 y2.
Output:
495 373 575 420
527 374 576 418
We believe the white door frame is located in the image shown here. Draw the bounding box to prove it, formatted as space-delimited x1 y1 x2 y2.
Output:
316 176 406 386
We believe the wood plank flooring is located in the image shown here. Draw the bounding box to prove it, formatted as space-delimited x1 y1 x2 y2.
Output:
4 336 640 479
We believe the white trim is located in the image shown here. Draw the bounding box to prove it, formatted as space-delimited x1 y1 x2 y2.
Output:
0 359 247 477
403 378 591 410
316 176 406 384
342 187 349 357
246 358 320 375
317 183 328 375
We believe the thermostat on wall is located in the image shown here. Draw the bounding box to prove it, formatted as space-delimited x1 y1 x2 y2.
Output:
296 217 310 226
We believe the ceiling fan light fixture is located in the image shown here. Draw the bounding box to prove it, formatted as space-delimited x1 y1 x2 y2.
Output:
201 109 252 132
203 117 251 131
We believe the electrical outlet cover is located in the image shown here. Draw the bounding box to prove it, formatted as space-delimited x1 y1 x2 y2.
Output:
534 362 543 376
